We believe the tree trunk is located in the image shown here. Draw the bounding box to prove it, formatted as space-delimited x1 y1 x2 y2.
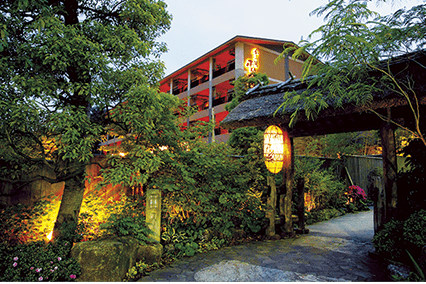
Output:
52 166 86 241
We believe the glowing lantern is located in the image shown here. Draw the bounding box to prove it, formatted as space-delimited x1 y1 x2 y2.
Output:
263 125 291 173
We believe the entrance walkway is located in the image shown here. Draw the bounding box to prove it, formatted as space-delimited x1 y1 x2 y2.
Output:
138 209 389 282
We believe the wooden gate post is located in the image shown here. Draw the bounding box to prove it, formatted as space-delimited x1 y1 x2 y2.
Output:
380 108 398 223
280 131 294 237
266 176 277 236
295 177 309 234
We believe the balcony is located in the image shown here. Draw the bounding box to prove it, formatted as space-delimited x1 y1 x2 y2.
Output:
190 75 209 89
213 59 235 79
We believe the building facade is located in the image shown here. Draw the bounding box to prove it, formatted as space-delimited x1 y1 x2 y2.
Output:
159 35 307 143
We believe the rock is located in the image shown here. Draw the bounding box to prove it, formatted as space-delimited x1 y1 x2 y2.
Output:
71 237 163 282
137 243 163 264
387 264 410 279
193 260 348 282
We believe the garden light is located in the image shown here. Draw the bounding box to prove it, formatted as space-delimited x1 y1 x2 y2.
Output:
47 231 53 241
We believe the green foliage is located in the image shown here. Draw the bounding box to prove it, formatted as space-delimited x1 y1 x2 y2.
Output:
403 210 426 250
398 138 426 220
227 127 263 154
0 191 139 244
295 156 347 212
99 196 152 244
373 219 405 260
405 250 426 282
125 261 149 281
0 0 172 239
305 208 343 225
151 132 268 259
0 240 80 282
275 0 426 146
320 131 381 158
226 73 269 112
373 210 426 263
0 197 59 244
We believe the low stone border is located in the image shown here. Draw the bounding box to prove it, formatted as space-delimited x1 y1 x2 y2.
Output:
71 236 162 282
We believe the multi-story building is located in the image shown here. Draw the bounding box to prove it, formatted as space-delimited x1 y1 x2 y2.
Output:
159 35 308 143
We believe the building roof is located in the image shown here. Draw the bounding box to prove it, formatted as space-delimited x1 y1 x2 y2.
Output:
221 50 426 137
160 35 297 83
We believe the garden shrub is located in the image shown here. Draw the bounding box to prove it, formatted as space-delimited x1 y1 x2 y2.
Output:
0 191 140 244
155 134 267 258
98 195 153 244
294 156 347 214
0 195 61 244
372 219 407 261
403 210 426 254
0 240 80 282
0 189 154 281
305 208 343 225
374 210 426 264
397 137 426 220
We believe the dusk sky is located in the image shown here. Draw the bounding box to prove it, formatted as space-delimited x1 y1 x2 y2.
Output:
158 0 422 76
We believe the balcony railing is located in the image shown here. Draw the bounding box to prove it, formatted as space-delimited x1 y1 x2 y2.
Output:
190 75 209 89
213 59 235 79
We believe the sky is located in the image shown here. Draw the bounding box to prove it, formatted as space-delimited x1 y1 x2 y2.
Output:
158 0 423 76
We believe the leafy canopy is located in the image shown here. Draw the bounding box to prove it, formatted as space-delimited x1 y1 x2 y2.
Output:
275 0 426 146
0 0 172 184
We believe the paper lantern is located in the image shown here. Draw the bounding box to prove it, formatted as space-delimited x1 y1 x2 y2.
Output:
264 125 291 173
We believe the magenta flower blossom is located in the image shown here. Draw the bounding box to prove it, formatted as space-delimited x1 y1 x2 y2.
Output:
348 185 367 200
36 268 42 273
13 262 17 267
13 256 18 261
38 276 43 281
30 267 34 270
70 274 76 279
57 257 62 261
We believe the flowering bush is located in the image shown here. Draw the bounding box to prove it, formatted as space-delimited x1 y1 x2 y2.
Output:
345 185 368 212
347 185 367 201
0 240 80 282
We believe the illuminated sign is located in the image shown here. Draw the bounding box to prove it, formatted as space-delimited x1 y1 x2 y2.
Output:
245 48 260 73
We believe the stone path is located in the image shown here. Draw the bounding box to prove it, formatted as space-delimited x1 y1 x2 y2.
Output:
138 209 389 282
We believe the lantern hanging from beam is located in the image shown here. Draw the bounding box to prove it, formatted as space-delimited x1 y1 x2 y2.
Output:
263 125 291 173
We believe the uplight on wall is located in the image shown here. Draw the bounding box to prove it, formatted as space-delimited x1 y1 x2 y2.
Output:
263 125 291 173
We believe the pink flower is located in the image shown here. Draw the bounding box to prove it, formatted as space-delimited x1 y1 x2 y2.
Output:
70 274 76 279
13 262 17 267
57 257 62 261
36 268 42 273
38 276 43 281
13 256 18 261
30 267 34 270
